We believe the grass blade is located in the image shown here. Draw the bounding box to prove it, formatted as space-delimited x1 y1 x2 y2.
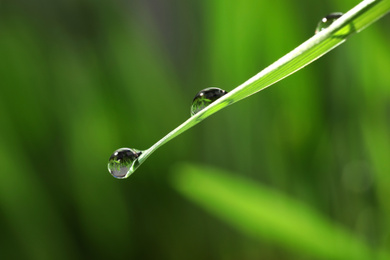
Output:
123 0 390 176
172 163 390 259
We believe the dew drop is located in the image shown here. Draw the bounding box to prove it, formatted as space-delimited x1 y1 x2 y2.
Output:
108 148 142 179
315 12 343 34
190 87 227 116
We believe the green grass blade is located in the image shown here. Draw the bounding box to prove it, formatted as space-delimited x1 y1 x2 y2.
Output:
171 163 390 260
126 0 390 176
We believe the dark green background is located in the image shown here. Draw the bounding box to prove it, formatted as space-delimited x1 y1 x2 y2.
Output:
1 0 390 259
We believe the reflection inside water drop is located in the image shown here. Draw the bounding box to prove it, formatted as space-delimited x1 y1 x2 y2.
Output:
108 148 142 179
191 87 227 116
315 12 343 34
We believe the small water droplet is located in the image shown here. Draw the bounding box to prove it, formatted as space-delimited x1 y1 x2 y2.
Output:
191 87 227 116
315 12 343 34
108 148 142 179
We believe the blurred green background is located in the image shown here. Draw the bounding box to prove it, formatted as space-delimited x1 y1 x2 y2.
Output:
1 0 390 259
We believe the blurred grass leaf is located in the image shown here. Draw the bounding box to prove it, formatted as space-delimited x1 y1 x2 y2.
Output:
172 163 389 260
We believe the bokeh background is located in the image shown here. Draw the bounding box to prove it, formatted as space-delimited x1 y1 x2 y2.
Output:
1 0 390 259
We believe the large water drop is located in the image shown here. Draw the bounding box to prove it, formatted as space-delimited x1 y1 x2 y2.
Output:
315 12 343 34
108 148 142 179
190 87 227 116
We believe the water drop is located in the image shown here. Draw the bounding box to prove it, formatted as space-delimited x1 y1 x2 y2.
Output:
108 148 142 179
315 12 343 34
191 87 227 116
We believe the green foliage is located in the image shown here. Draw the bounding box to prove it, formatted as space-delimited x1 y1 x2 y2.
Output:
172 163 389 260
135 0 390 175
0 0 389 259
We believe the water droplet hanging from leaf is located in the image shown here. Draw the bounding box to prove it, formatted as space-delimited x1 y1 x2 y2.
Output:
108 148 142 179
190 87 228 116
315 12 344 34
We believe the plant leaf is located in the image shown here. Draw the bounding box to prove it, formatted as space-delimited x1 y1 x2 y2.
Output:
171 163 389 260
121 0 390 176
